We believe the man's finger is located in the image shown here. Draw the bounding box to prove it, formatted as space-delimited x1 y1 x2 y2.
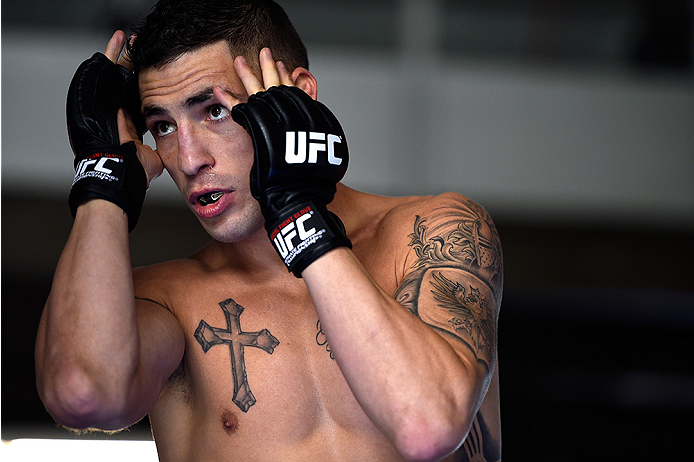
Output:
260 48 281 89
235 55 265 96
118 34 136 71
277 61 293 86
117 108 136 144
212 87 237 112
117 109 163 187
104 30 126 64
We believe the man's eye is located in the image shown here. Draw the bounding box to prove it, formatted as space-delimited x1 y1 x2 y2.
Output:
209 105 230 121
155 121 175 137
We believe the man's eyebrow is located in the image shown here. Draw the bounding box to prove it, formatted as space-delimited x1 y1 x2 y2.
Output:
142 87 245 119
185 87 216 108
142 104 165 119
185 87 248 108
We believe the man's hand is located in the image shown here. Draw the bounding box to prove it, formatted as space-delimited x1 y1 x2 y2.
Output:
214 48 351 276
105 31 164 186
66 30 162 231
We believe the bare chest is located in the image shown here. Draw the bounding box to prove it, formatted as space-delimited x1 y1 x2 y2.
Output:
150 280 392 459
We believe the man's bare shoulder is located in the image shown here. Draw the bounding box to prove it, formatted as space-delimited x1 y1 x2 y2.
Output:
339 186 492 242
387 192 491 224
132 243 217 310
395 191 503 293
335 186 498 291
133 255 207 284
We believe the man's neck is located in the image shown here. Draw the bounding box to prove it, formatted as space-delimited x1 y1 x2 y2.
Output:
194 226 286 275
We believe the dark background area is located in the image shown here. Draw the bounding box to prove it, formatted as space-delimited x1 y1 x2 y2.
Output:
3 0 694 460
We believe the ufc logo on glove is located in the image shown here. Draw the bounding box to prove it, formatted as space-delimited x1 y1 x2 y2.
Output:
270 205 330 266
285 131 344 165
73 154 125 185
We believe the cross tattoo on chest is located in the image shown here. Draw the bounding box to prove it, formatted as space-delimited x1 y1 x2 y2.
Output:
194 298 280 412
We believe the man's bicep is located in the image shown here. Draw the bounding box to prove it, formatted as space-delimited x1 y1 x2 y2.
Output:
134 297 185 395
395 263 499 377
394 196 502 372
414 267 498 370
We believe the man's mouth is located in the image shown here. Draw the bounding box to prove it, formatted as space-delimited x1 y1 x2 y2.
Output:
197 191 224 206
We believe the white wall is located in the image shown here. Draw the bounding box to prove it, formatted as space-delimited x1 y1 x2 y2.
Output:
3 30 693 228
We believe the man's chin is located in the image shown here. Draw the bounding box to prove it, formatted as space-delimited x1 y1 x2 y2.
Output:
198 213 265 244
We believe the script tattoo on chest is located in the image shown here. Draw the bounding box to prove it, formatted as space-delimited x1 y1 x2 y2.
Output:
194 298 280 412
315 319 335 360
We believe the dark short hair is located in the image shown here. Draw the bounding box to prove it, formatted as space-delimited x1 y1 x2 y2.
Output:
127 0 308 74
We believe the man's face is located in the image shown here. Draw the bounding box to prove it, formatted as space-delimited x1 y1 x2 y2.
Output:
139 41 263 242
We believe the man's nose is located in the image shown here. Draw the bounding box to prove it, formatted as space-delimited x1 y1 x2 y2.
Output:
177 122 214 176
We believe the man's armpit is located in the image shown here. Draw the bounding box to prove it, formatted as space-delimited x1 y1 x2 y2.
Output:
416 268 496 371
135 296 172 313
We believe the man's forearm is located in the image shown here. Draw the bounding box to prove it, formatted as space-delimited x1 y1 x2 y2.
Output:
302 248 484 461
36 199 142 428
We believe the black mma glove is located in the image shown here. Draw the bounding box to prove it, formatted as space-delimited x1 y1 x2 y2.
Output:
232 85 351 277
66 52 147 232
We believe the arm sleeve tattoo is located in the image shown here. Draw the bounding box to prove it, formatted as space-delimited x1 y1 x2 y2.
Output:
394 199 502 371
393 199 503 462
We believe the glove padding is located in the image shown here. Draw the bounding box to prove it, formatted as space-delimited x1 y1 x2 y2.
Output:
66 52 147 232
232 85 351 276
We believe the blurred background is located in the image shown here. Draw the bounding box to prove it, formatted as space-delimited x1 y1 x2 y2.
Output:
2 0 693 460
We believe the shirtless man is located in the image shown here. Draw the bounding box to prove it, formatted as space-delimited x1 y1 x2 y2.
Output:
35 1 502 461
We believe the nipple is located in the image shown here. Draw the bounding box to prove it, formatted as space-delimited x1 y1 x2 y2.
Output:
221 409 239 435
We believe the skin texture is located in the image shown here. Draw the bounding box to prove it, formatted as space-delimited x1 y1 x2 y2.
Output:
35 30 502 462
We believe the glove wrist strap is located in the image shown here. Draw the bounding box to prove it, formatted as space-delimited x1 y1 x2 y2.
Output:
68 141 147 232
265 200 352 277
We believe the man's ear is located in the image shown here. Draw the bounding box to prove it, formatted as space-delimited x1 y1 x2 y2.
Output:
291 67 318 100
